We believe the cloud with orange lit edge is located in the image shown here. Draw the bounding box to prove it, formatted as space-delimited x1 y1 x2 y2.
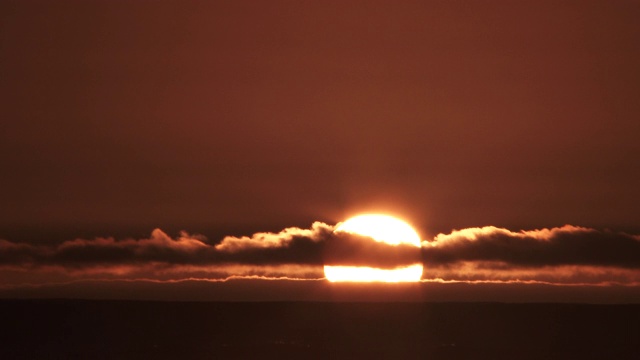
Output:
0 223 639 288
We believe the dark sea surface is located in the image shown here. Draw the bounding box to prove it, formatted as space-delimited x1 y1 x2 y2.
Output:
1 300 638 359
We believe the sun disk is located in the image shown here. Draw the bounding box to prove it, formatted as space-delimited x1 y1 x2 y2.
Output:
324 214 423 282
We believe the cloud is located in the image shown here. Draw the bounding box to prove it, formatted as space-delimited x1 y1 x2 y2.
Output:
423 225 640 268
420 225 640 285
0 221 419 284
0 226 327 270
0 221 421 271
1 223 639 286
215 222 332 252
0 239 43 265
324 232 422 268
51 229 209 267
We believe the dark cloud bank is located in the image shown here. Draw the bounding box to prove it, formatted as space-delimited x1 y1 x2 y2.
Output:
424 226 640 268
1 223 639 287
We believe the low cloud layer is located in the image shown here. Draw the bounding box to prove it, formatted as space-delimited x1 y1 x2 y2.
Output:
0 224 327 271
1 223 639 286
423 225 640 268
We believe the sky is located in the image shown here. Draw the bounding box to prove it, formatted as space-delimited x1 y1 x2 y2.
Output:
1 0 639 302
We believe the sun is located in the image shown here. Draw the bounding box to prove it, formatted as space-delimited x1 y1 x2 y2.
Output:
324 214 423 282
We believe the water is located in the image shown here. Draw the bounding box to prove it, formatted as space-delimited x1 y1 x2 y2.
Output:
1 300 638 359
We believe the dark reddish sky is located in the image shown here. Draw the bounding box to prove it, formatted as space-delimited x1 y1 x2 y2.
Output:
2 0 639 237
1 1 639 301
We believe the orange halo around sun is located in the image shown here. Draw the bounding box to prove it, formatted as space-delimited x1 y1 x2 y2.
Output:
324 214 423 282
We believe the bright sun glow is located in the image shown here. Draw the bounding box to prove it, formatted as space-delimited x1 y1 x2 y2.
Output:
324 264 423 283
324 214 423 282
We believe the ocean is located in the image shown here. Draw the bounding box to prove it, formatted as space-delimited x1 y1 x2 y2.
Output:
1 300 637 359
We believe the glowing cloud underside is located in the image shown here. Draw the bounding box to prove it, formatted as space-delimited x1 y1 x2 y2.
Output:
324 214 423 282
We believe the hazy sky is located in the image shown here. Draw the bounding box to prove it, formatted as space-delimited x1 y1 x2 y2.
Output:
1 0 639 301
